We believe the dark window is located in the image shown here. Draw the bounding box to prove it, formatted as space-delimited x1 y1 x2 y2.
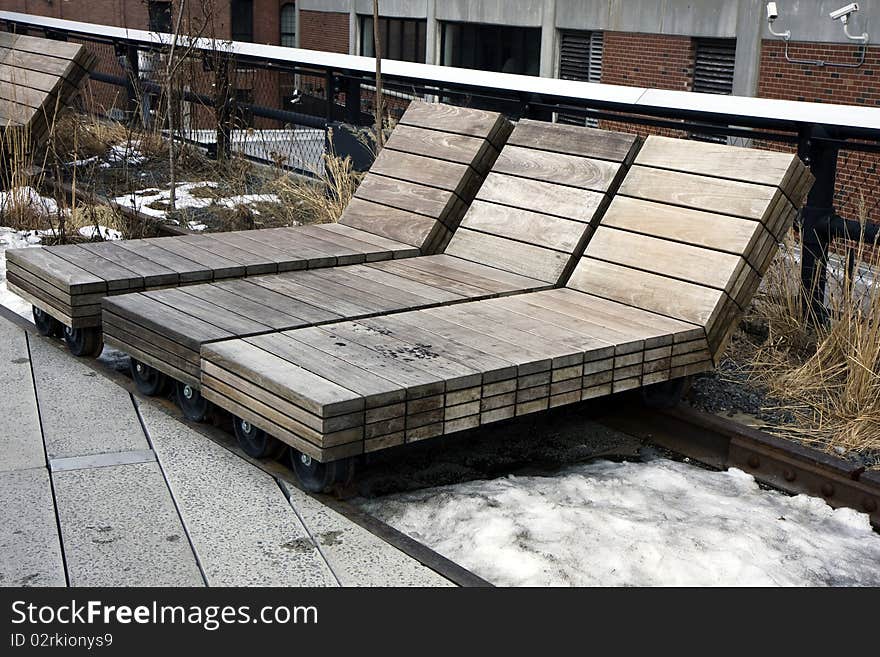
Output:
691 38 736 143
359 15 427 63
231 0 254 43
440 22 541 76
148 1 172 33
557 30 603 126
280 3 297 47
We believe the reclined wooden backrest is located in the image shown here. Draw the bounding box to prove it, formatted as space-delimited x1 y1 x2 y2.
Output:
0 32 97 148
443 119 640 284
337 101 513 253
566 135 813 363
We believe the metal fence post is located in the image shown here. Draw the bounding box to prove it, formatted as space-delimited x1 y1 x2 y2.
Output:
798 124 839 325
124 44 141 125
344 74 361 125
325 70 335 123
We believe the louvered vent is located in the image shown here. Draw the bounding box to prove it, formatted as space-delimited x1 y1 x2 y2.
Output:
557 30 603 128
691 38 736 143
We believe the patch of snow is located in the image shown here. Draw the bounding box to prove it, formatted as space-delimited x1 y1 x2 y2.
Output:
187 222 208 232
0 227 41 319
68 141 147 169
0 186 59 216
363 459 880 587
78 225 122 241
114 182 279 221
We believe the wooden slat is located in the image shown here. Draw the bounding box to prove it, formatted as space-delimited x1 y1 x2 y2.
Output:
384 123 496 172
369 148 476 198
145 288 272 336
313 223 420 258
567 258 725 332
5 247 105 294
601 196 768 271
618 166 779 222
476 172 605 223
397 101 511 147
338 198 439 249
635 135 802 188
174 284 310 332
508 118 638 162
102 293 234 350
113 239 212 283
247 332 405 409
146 237 246 278
585 226 743 293
385 254 548 294
492 146 622 191
354 175 460 221
459 200 588 253
445 229 569 284
201 339 364 417
76 241 179 287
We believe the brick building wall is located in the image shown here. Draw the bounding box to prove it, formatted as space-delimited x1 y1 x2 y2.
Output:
298 9 349 54
599 31 695 138
758 40 880 223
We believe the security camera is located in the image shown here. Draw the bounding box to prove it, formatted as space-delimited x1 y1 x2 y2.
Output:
766 2 779 21
830 3 859 21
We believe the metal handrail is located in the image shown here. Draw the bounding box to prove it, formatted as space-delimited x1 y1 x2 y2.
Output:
2 10 880 139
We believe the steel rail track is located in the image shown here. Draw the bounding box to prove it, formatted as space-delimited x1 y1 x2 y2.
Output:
595 403 880 530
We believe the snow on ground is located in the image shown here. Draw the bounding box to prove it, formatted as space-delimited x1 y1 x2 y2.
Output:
112 182 281 221
363 458 880 587
67 141 147 169
0 227 41 318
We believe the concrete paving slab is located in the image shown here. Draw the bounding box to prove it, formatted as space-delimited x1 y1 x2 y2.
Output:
0 319 44 472
0 468 66 587
29 337 149 460
137 402 338 587
279 481 453 587
52 461 204 586
50 449 156 473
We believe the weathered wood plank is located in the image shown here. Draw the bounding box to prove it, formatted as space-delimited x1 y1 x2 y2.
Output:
635 135 801 188
338 198 439 249
619 166 778 222
492 146 621 191
313 223 420 258
76 242 179 287
202 339 364 417
113 239 212 283
600 196 767 270
445 229 569 284
354 175 460 221
369 149 476 198
247 332 405 408
460 200 588 253
146 237 246 278
508 118 638 162
585 226 744 293
146 288 272 336
568 258 725 331
476 172 605 223
5 247 105 294
397 101 511 146
384 123 495 171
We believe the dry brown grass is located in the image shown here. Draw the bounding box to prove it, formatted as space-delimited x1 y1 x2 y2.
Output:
268 143 364 225
745 210 880 458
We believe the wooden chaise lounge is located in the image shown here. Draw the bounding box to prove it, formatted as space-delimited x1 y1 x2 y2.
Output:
5 101 510 355
0 32 97 153
198 135 811 491
100 121 640 426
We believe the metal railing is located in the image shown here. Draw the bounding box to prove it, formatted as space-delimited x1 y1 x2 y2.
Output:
2 10 879 320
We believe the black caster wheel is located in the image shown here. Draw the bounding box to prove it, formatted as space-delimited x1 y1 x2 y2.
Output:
233 416 285 459
289 447 356 493
130 358 169 397
63 325 104 357
640 376 692 409
32 307 64 338
175 381 213 423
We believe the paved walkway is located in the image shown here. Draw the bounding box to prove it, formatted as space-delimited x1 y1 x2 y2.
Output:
0 313 450 587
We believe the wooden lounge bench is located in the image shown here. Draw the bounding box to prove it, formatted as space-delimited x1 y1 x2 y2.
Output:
197 134 811 491
100 121 640 425
5 101 511 355
0 32 97 153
